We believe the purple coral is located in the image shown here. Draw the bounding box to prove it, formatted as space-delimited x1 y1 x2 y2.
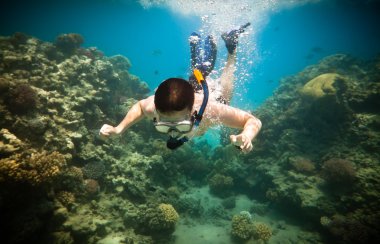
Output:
7 84 38 113
321 158 356 185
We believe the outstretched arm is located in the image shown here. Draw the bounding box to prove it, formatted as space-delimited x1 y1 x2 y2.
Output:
208 103 262 153
99 99 146 138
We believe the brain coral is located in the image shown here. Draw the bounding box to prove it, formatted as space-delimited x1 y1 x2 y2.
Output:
300 73 344 99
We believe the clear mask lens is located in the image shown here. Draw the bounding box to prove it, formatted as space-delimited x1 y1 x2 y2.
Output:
153 120 193 134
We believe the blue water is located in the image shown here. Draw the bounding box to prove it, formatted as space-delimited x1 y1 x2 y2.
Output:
2 0 380 108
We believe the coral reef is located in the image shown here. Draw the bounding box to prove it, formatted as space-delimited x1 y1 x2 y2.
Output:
230 53 380 243
0 33 154 243
1 32 378 244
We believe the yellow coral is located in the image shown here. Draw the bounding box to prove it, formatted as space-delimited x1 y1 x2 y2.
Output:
0 150 66 185
158 203 179 224
253 222 272 241
231 213 253 240
300 73 343 99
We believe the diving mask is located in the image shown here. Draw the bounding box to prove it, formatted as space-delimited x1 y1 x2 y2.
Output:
153 113 196 134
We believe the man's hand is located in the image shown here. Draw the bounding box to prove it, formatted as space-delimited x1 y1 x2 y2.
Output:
230 134 253 153
99 124 118 139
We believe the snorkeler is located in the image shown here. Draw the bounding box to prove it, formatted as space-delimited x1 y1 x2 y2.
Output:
99 23 262 153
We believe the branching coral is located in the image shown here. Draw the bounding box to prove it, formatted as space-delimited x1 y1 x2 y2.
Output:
0 150 66 185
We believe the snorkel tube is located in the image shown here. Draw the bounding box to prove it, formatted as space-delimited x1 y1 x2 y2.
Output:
166 69 209 150
193 68 209 126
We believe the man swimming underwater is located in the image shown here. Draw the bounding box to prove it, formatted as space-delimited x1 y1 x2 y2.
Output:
99 23 262 153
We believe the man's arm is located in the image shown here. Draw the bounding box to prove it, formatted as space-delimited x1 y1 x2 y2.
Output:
207 102 262 152
115 100 146 134
99 99 147 138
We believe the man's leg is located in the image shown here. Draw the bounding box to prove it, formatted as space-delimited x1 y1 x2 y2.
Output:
219 23 250 104
219 52 237 105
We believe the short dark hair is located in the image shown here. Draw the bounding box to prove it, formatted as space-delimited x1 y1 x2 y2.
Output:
154 78 194 113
